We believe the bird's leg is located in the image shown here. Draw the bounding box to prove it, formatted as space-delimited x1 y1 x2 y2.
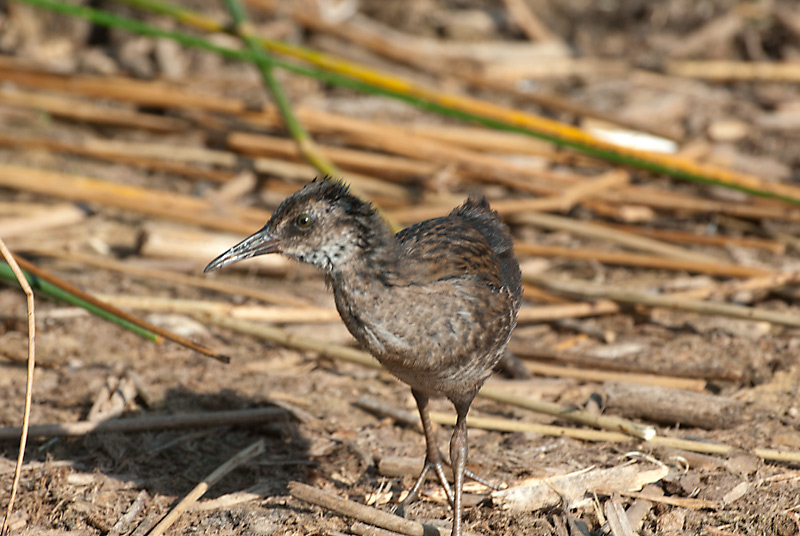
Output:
449 400 471 536
395 389 454 517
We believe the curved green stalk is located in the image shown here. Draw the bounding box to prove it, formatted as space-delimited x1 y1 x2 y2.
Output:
222 0 400 230
13 0 800 207
224 0 340 178
0 263 159 342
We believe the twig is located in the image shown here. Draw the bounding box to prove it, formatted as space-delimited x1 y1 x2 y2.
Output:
595 221 785 254
194 321 800 460
478 386 655 440
291 10 678 142
0 133 236 183
224 0 339 178
240 9 800 205
615 490 717 510
525 273 800 328
200 314 653 439
604 382 741 429
223 132 416 195
501 0 559 42
516 300 621 322
550 170 630 212
0 262 157 342
0 203 87 239
189 484 271 511
0 164 267 234
667 60 800 82
238 106 592 176
20 0 800 207
350 521 411 536
25 248 311 307
224 0 401 231
145 439 265 536
384 170 631 219
507 344 742 382
356 395 625 445
0 408 286 440
608 185 800 223
519 361 707 392
0 238 35 536
10 255 230 363
516 244 770 278
513 217 719 263
288 481 430 536
4 50 798 222
582 199 654 223
240 105 571 167
0 65 429 184
0 87 190 132
0 56 243 112
357 396 800 464
199 312 379 369
463 73 682 143
510 211 719 264
668 270 800 301
137 223 289 276
109 490 150 536
93 294 340 323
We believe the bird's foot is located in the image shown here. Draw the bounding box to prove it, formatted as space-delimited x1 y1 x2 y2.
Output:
436 449 501 493
463 467 502 491
394 456 454 518
393 452 500 517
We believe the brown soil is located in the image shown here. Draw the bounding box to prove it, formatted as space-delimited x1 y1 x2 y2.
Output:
1 1 799 535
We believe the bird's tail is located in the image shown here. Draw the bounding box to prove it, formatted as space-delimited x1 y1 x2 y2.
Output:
452 196 522 311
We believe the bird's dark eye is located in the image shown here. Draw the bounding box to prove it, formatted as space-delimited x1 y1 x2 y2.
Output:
295 213 312 229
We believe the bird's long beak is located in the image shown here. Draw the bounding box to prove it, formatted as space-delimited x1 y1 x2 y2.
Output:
204 228 281 273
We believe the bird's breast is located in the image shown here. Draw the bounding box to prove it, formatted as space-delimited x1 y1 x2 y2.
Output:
331 274 515 399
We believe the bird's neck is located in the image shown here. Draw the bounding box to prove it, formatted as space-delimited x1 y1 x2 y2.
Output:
331 215 400 284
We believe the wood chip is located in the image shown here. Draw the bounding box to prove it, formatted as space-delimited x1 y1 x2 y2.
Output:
492 462 668 512
604 382 743 429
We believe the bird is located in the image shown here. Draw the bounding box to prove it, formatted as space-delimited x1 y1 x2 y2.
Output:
205 177 522 536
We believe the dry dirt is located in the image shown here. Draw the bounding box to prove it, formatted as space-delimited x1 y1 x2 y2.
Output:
1 1 800 535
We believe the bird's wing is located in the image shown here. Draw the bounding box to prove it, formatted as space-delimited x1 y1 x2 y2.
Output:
387 215 504 288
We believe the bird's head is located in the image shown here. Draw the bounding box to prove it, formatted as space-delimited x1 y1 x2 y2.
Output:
204 177 379 274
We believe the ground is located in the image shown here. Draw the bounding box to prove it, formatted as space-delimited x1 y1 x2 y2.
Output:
1 0 800 535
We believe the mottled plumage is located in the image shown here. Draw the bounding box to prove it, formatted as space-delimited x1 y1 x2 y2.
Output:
205 177 521 536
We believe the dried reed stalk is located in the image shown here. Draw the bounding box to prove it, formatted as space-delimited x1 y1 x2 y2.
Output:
0 239 35 536
289 481 429 536
667 60 800 82
0 408 286 440
0 204 86 238
359 396 800 463
200 313 654 439
0 87 190 132
12 254 229 363
25 248 310 306
670 270 800 301
516 243 770 278
146 440 266 536
94 294 339 323
517 362 706 392
596 222 785 254
526 273 800 328
0 164 266 234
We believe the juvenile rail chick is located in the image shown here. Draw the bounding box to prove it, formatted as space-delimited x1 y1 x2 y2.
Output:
205 178 522 535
